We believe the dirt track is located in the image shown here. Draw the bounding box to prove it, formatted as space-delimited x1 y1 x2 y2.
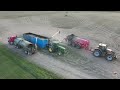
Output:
0 11 120 79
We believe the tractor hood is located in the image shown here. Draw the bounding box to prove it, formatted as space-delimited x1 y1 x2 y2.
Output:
58 45 66 50
107 48 112 52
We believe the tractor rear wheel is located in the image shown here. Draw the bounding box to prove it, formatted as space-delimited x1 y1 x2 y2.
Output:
93 49 102 57
105 54 113 61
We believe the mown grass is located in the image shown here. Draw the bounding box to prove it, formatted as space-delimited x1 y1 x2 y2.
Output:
0 43 61 79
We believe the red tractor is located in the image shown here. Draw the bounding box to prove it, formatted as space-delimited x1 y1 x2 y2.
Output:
65 34 90 49
8 35 17 45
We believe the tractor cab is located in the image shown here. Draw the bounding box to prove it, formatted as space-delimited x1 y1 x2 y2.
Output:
8 35 17 45
98 43 108 51
48 40 66 55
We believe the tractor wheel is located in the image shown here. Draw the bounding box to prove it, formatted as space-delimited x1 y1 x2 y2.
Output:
93 49 102 57
49 48 53 53
105 54 113 61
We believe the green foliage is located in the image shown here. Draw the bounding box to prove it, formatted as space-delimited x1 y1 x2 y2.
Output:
0 44 60 79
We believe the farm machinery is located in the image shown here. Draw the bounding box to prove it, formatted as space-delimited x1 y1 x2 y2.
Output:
8 32 117 60
92 43 117 61
48 40 66 55
65 34 90 49
23 32 66 55
65 34 117 61
8 36 37 55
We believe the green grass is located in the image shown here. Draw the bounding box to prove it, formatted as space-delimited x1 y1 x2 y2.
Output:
0 43 61 79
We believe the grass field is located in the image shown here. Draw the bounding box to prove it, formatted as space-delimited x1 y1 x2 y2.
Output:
0 43 60 79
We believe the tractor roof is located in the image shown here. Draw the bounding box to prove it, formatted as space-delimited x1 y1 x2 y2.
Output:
99 43 107 47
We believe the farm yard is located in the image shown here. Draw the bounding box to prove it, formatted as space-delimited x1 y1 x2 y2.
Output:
0 11 120 79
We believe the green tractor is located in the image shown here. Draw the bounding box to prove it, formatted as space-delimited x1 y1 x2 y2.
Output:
48 40 66 55
93 43 117 61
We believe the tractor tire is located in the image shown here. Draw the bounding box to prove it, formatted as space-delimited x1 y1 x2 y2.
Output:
105 54 113 61
93 49 102 57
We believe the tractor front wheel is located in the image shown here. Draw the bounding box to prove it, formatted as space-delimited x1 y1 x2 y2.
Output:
105 54 113 61
93 49 102 57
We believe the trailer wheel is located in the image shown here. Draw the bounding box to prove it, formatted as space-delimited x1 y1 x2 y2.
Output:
105 54 113 61
24 51 28 54
71 42 76 47
76 45 81 49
